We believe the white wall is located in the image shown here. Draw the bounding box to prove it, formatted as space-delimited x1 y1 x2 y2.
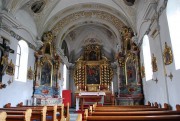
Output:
138 0 180 109
0 11 36 107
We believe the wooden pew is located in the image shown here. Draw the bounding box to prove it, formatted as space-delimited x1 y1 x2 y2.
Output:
85 115 180 121
176 104 180 110
84 109 180 121
19 104 64 121
93 102 159 109
76 114 82 121
20 105 57 121
0 106 46 121
59 103 69 121
91 103 169 112
1 109 32 121
90 110 180 116
56 104 66 121
0 111 7 121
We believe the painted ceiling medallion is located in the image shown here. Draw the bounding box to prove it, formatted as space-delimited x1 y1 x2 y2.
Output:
31 0 45 13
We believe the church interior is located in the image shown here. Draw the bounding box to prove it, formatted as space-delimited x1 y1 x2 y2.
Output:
1 0 180 121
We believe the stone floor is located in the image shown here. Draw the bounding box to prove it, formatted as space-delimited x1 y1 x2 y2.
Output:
69 107 78 121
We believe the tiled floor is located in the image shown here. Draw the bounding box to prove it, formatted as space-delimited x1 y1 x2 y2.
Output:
69 108 78 121
70 113 79 121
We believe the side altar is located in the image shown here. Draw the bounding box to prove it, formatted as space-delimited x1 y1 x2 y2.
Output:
32 31 62 106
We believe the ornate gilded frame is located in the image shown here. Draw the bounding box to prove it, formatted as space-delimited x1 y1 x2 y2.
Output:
27 66 34 80
39 56 53 86
125 52 138 85
163 42 173 65
85 61 101 85
6 59 14 76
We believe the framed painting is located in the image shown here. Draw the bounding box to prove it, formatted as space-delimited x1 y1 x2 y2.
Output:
40 60 52 86
86 64 100 84
27 66 34 80
125 53 137 85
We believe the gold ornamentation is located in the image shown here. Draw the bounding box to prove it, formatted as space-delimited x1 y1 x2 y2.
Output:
163 42 173 65
141 64 145 78
6 59 14 76
52 10 125 38
74 44 113 91
27 66 34 80
152 54 158 72
1 54 8 65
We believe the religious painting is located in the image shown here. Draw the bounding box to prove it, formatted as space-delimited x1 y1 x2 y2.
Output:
163 42 173 65
151 54 158 72
86 65 100 84
89 51 97 61
6 59 14 76
40 61 52 86
27 66 34 80
125 54 137 85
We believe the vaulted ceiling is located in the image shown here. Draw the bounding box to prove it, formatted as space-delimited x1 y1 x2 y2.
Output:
1 0 145 64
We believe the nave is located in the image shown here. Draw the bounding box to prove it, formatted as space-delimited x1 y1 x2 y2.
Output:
1 0 180 120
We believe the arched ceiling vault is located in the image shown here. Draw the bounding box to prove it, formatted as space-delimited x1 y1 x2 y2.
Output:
2 0 139 64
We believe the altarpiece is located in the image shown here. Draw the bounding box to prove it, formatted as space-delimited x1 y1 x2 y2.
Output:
32 31 61 105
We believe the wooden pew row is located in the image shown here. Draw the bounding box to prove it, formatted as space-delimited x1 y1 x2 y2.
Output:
84 109 180 121
85 115 180 121
6 102 66 121
91 103 170 112
93 102 159 109
0 111 7 121
19 105 58 121
0 109 32 121
64 103 70 121
92 107 169 112
19 104 65 121
90 110 180 116
0 106 46 121
76 114 82 121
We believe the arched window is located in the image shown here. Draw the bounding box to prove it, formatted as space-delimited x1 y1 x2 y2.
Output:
142 35 153 81
167 0 180 70
63 64 67 89
15 40 28 82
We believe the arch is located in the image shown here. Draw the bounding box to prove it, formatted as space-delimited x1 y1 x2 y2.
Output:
15 40 29 82
142 35 152 81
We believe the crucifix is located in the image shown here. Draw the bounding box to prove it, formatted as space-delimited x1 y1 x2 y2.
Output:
0 37 14 89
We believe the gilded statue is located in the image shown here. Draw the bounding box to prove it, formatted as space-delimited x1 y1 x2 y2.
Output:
152 54 158 72
141 64 145 78
163 42 173 65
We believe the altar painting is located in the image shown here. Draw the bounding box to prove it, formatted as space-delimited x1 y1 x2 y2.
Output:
86 65 100 84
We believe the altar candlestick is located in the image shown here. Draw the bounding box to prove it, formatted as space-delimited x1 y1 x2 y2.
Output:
111 81 114 94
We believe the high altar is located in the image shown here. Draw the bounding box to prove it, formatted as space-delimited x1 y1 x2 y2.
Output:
73 44 114 106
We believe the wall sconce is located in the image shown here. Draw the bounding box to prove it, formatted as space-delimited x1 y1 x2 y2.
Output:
168 72 173 81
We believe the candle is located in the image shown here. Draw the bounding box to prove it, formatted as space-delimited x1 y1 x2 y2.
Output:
111 81 114 94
